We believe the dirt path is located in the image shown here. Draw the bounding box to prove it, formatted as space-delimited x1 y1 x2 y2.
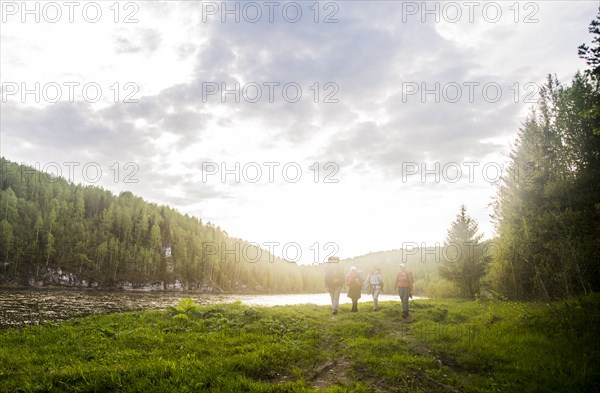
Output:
307 314 467 392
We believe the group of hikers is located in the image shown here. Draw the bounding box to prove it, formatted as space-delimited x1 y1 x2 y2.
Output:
324 256 414 318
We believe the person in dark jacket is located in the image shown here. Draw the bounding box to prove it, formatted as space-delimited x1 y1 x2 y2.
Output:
346 266 363 312
324 257 345 315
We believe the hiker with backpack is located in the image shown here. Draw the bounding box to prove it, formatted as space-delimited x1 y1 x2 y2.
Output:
394 263 414 318
346 266 363 312
366 267 384 311
324 256 345 315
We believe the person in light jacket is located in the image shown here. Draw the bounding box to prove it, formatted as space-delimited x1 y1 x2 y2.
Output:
367 267 384 311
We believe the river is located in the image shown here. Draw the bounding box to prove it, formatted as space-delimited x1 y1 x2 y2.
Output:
0 288 419 329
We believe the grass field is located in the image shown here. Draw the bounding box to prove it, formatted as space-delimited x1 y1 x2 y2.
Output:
1 295 598 392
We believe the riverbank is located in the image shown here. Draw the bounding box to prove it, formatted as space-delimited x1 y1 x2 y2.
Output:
0 288 422 329
1 295 598 392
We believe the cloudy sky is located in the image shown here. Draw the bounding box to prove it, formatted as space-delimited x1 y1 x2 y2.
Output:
1 1 597 263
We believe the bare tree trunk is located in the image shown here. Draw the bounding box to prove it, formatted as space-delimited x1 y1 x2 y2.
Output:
45 225 53 267
530 259 551 302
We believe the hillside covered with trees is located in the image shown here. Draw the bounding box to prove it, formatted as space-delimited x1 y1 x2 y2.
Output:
0 158 329 292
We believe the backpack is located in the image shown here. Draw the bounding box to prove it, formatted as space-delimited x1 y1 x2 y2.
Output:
369 273 381 286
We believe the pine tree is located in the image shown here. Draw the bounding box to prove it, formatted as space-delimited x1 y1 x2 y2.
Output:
578 8 600 77
438 205 484 298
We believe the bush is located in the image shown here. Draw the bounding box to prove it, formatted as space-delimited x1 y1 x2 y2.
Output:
425 279 462 298
166 298 201 319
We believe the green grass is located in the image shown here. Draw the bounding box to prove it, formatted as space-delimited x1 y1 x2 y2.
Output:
0 296 598 392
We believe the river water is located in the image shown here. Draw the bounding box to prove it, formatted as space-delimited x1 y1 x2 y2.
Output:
0 288 414 329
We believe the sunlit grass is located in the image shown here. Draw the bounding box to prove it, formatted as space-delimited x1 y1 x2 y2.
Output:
1 296 598 392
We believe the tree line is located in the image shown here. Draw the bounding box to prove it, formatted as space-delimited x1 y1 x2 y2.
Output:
0 159 327 292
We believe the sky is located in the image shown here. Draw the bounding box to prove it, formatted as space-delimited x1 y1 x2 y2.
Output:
1 0 598 264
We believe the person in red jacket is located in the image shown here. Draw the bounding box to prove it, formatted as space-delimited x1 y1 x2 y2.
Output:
394 263 414 318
